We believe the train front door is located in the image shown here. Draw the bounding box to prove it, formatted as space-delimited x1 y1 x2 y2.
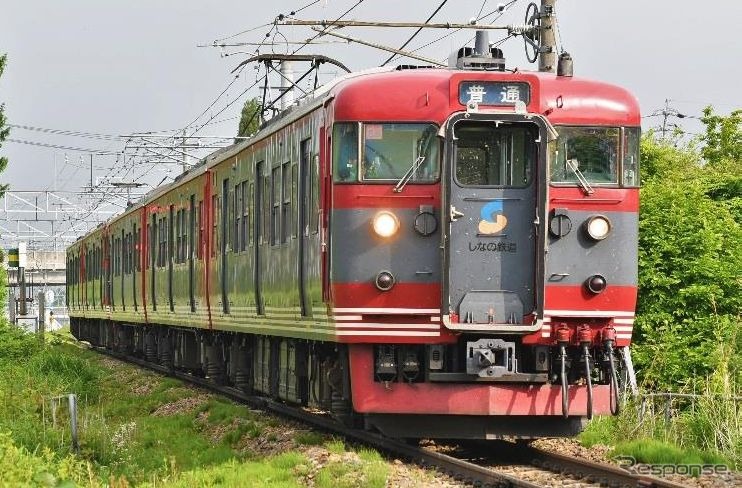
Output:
444 115 542 328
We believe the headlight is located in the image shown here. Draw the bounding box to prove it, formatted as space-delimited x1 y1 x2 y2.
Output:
585 215 611 241
372 211 399 238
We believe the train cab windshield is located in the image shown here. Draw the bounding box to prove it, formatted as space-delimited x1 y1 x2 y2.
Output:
333 122 440 183
549 126 640 187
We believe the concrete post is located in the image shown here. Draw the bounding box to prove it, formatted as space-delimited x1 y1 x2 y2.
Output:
539 0 557 72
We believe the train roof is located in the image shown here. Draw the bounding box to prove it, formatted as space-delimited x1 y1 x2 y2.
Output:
329 68 641 126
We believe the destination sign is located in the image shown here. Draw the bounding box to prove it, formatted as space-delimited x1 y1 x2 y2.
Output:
459 82 531 106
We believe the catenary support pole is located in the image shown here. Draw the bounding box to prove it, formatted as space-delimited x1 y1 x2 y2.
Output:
539 0 557 72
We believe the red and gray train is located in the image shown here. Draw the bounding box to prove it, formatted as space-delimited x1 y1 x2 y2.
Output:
68 45 640 439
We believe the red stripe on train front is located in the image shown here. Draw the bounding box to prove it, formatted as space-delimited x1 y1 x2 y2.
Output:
349 345 610 415
332 184 441 209
332 282 440 309
545 284 637 313
549 187 638 213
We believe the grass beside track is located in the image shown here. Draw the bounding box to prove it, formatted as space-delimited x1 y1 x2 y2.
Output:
0 325 402 487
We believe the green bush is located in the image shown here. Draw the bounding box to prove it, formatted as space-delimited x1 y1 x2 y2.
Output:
0 323 42 362
0 431 91 487
634 120 741 390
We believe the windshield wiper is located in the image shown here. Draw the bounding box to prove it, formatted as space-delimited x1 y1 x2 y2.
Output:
566 159 594 195
393 156 426 193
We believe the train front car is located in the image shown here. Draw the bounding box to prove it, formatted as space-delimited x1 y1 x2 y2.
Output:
329 53 640 439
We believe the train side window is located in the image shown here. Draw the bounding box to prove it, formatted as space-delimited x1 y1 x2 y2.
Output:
311 153 319 234
167 212 172 266
291 164 298 238
282 161 291 243
196 201 203 259
113 238 118 276
135 227 140 271
623 127 640 187
234 183 241 252
148 223 153 268
224 179 232 252
263 172 270 245
161 217 168 268
180 209 187 262
211 194 218 257
240 181 248 251
175 209 182 263
247 182 254 247
123 234 128 274
271 166 280 246
332 123 359 182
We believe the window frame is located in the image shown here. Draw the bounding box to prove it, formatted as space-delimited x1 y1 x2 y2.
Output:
452 121 538 189
549 125 638 188
332 121 442 185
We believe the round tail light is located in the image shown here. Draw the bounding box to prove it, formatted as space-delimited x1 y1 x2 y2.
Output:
375 270 395 291
585 274 607 294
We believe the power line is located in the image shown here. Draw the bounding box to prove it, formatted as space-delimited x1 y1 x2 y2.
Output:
6 138 120 155
8 124 121 141
210 0 320 44
185 1 328 138
380 0 449 67
403 0 520 63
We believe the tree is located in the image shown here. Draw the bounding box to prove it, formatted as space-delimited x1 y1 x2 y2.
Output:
236 97 262 141
0 53 9 195
633 110 742 390
701 106 742 165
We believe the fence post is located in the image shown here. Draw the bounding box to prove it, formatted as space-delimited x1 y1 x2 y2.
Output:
68 394 79 453
664 393 671 431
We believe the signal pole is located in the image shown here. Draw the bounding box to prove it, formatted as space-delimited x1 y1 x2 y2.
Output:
539 0 557 72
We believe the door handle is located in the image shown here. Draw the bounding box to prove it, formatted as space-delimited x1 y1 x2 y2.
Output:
450 206 465 222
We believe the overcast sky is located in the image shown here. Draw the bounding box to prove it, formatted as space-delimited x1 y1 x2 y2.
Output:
1 0 740 196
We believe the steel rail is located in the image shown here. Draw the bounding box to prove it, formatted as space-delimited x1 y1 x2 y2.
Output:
91 346 686 488
523 446 688 488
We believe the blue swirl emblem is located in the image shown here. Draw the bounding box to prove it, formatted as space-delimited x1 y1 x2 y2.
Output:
478 201 508 234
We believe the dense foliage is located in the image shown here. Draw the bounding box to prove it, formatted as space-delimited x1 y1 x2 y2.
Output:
632 108 741 391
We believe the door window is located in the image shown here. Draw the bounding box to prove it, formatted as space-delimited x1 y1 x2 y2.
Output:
454 122 536 187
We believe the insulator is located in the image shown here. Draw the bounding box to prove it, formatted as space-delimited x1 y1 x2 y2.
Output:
508 24 536 36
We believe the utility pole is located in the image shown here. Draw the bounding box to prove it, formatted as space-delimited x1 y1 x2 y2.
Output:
651 99 693 140
539 0 557 72
659 98 677 139
89 154 94 192
181 129 188 174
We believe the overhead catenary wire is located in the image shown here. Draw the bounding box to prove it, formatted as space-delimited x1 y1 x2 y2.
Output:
187 0 368 142
185 0 328 140
397 0 521 64
210 0 320 44
380 0 449 67
6 139 120 155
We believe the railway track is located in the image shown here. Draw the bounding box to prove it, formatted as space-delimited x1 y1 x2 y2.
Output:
93 346 687 488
